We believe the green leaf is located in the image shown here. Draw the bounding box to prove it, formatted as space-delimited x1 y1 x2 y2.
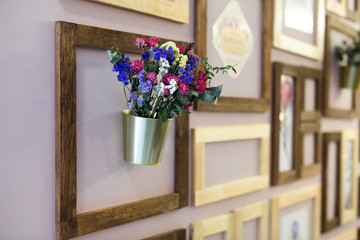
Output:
200 85 223 103
191 90 199 97
174 104 183 115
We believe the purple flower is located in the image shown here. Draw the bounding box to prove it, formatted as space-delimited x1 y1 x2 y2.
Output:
139 80 151 93
127 102 133 109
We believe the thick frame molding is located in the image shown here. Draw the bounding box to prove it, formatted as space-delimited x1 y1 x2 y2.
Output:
346 0 360 21
273 0 325 60
321 132 341 233
192 124 270 206
330 229 357 240
323 15 358 118
193 0 272 112
55 21 189 240
271 184 321 240
191 214 235 240
327 0 347 17
339 130 359 224
233 201 268 240
88 0 189 23
141 229 186 240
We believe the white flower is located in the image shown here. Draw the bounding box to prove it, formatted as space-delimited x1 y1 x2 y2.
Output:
165 79 178 94
154 83 165 97
159 57 170 75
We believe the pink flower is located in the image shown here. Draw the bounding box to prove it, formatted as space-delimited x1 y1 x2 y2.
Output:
146 72 157 84
198 71 207 81
195 79 207 93
183 102 193 110
281 80 293 108
130 59 143 74
163 88 170 96
179 82 190 95
148 38 160 48
164 74 179 84
177 45 184 54
134 38 148 48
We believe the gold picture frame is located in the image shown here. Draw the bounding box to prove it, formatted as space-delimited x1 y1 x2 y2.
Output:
327 0 347 17
192 124 270 206
191 214 234 240
273 0 326 60
346 0 360 21
88 0 189 23
330 228 357 240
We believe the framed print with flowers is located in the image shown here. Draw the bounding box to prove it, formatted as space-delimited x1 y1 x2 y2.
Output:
88 0 189 23
194 0 272 112
273 0 325 60
55 21 190 240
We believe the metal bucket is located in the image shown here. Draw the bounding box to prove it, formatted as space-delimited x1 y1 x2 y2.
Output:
340 66 360 90
122 110 173 165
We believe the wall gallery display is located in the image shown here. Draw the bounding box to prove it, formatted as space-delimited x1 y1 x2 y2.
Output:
194 0 272 112
271 184 321 240
55 21 190 240
273 0 325 60
87 0 189 23
323 15 358 118
192 124 270 206
191 213 234 240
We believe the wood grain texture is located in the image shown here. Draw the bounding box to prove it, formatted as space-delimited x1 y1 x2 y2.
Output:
330 228 357 240
194 0 271 112
323 15 358 119
327 0 347 17
141 229 186 240
321 132 341 233
55 21 190 240
191 214 235 240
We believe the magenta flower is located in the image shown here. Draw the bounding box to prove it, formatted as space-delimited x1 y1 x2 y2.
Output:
130 59 143 74
281 80 293 109
183 102 193 110
134 38 148 48
177 45 184 54
148 37 160 48
164 73 179 85
195 79 206 93
146 72 157 84
179 82 190 95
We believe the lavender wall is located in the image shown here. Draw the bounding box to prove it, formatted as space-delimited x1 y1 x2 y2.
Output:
0 0 359 239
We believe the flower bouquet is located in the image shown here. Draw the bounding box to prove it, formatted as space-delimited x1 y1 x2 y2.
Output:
107 37 235 165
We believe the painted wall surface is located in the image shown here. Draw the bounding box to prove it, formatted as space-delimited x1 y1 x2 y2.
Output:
0 0 359 239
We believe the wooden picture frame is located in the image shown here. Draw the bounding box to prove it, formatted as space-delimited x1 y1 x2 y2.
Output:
323 15 358 118
192 124 270 206
273 0 325 60
191 214 235 240
55 21 190 240
339 129 359 224
233 201 268 240
346 0 360 21
88 0 189 23
327 0 347 17
298 67 322 178
193 0 272 112
142 229 186 240
271 184 321 240
321 132 341 233
330 229 357 240
271 62 301 185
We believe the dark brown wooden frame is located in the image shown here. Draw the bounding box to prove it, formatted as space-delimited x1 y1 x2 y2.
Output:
271 62 301 185
193 0 272 112
321 132 341 233
141 229 186 240
298 67 322 178
346 0 360 21
55 21 189 240
323 15 358 118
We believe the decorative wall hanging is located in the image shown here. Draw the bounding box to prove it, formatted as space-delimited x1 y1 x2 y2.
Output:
194 0 272 112
191 213 234 240
142 229 186 240
233 201 268 240
55 21 189 240
273 0 325 60
88 0 189 23
329 228 357 240
326 0 347 17
346 0 360 21
321 132 340 232
192 124 270 206
323 15 359 118
271 184 321 240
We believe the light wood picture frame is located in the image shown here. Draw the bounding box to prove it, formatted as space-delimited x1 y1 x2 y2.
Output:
88 0 189 23
233 201 268 240
271 184 321 240
191 214 235 240
272 62 301 185
273 0 326 60
323 15 358 118
142 229 186 240
321 132 341 233
330 228 357 240
346 0 360 21
192 124 270 206
194 0 272 112
327 0 347 17
339 129 359 224
55 21 190 240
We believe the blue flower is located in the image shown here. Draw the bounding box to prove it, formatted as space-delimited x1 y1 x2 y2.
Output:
127 102 133 109
178 68 193 84
117 71 129 85
129 91 137 101
186 55 200 72
140 80 151 93
153 47 167 60
142 52 150 60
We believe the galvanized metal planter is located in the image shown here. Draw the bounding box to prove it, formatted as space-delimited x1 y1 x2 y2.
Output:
340 66 360 90
122 110 173 165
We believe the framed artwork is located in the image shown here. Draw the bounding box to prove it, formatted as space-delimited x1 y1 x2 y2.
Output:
233 201 268 240
339 130 359 224
191 213 234 240
55 21 190 240
88 0 189 23
272 62 301 185
346 0 360 21
273 0 325 60
194 0 272 112
323 15 359 118
326 0 347 17
321 132 340 232
271 184 321 240
142 229 186 240
330 229 357 240
192 124 270 206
